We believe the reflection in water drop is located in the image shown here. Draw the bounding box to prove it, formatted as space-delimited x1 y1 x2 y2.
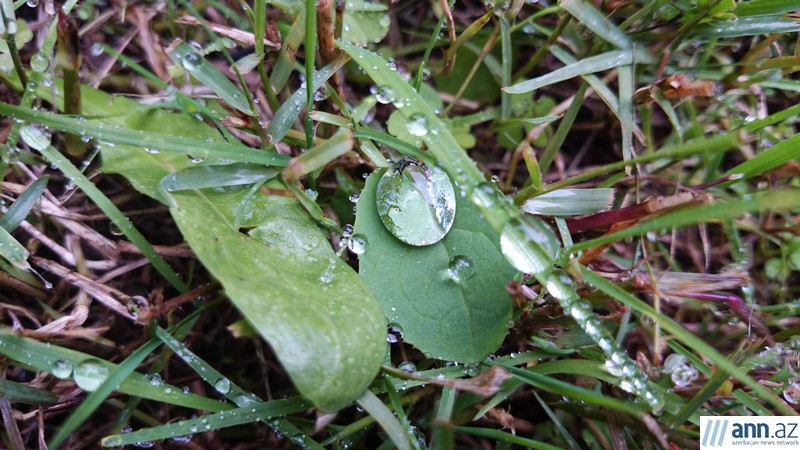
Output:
214 378 232 394
499 216 559 275
405 113 429 137
376 158 456 246
347 234 368 255
447 255 475 282
52 359 73 379
374 85 395 104
74 359 110 391
784 381 800 405
181 51 203 71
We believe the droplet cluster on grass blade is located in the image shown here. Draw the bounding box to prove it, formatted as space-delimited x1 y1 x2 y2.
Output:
375 158 456 246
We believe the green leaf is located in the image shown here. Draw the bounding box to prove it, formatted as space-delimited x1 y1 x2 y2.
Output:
342 0 390 45
36 83 386 412
0 225 30 270
0 175 48 232
354 168 516 362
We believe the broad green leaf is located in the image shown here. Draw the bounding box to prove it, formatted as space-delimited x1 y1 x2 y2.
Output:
29 83 386 412
342 0 390 45
354 168 516 362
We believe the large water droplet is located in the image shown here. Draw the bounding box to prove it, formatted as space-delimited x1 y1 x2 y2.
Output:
347 234 368 255
181 51 203 71
405 113 429 137
148 373 163 386
213 378 231 394
52 359 73 379
73 359 110 391
398 361 417 373
447 255 475 282
376 158 456 246
374 85 395 104
499 216 559 274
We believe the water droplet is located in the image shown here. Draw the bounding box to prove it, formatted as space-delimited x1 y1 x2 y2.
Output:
169 435 192 445
90 42 104 57
348 193 360 203
305 188 318 201
347 234 368 255
783 380 800 405
544 272 575 301
52 359 73 379
144 147 160 154
398 361 416 373
181 51 203 71
786 350 800 377
470 183 504 209
376 158 456 246
342 224 354 239
133 440 154 448
73 359 110 391
148 373 163 386
499 216 559 274
213 378 231 394
30 53 49 72
386 333 398 343
374 85 395 104
405 113 429 137
490 175 499 183
26 0 39 6
109 222 124 236
447 255 475 282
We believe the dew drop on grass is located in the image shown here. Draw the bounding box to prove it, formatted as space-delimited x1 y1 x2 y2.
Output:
181 51 203 71
148 373 163 386
90 42 104 56
26 0 39 7
109 222 124 236
133 440 155 448
398 361 416 373
347 234 368 255
376 157 456 246
405 113 429 137
30 53 49 72
169 435 193 445
374 85 395 104
52 359 73 379
447 255 475 282
499 216 559 274
213 378 231 394
73 359 110 391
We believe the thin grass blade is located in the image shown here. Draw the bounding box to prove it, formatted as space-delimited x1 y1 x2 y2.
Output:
0 175 48 232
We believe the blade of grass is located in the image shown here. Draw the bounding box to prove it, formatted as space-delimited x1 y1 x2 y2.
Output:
356 390 413 450
454 426 563 450
492 362 646 416
265 55 348 146
0 102 288 167
304 0 316 149
0 224 30 270
101 397 311 447
0 175 48 231
723 132 800 181
0 331 228 412
568 189 800 254
560 0 633 49
28 139 187 292
504 48 653 94
430 387 456 450
0 379 58 404
618 63 634 173
580 267 797 416
539 82 588 172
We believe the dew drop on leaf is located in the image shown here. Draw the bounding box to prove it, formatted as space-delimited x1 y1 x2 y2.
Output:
376 158 456 246
783 381 800 405
405 113 429 137
447 255 475 282
52 359 73 379
73 359 110 391
499 216 559 274
347 234 368 255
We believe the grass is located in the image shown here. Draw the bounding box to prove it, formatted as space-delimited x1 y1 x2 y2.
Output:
1 0 800 448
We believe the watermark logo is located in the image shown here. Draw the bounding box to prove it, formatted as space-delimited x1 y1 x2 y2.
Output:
700 416 800 450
